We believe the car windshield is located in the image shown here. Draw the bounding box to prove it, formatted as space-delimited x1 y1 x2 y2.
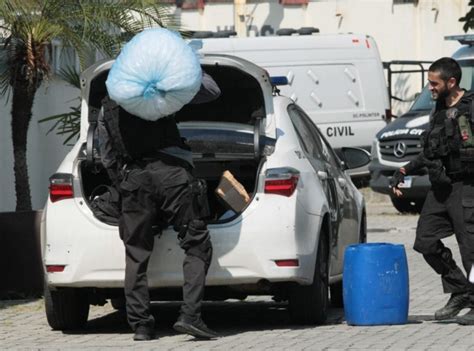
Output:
410 59 474 112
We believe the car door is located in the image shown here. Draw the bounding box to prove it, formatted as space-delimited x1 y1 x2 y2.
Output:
291 105 359 275
312 121 360 275
287 105 341 257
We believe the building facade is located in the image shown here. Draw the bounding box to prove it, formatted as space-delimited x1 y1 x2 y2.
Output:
0 0 470 211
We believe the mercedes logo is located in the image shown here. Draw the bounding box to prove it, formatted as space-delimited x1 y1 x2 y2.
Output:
393 142 407 158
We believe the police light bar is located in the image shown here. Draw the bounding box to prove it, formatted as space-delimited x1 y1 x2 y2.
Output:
270 76 289 86
445 35 474 45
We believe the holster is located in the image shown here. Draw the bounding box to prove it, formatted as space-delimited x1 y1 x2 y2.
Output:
190 179 210 220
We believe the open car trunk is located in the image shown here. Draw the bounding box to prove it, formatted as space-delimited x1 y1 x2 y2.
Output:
78 56 275 224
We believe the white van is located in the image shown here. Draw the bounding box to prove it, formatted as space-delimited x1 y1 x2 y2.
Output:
192 30 390 177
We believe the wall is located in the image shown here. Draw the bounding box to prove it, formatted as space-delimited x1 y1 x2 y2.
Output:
0 0 470 211
178 0 470 114
0 79 77 211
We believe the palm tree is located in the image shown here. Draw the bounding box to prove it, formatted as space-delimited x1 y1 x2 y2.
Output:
460 1 474 32
0 0 175 211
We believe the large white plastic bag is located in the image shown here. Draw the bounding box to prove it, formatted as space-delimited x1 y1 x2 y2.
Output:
105 28 202 121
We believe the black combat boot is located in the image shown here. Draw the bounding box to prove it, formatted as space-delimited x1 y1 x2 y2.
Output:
456 308 474 325
173 315 218 339
434 293 470 320
133 325 155 341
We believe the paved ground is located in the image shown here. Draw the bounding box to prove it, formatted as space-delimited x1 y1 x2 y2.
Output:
1 189 474 350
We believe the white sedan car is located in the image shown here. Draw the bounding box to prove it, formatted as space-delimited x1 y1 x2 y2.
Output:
42 54 369 330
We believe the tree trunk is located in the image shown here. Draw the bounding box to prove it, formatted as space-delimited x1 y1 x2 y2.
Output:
11 80 37 212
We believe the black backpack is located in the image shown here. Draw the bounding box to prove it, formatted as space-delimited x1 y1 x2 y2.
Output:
89 185 121 225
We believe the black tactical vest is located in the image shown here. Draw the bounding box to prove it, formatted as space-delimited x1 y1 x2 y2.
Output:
102 97 186 160
424 92 474 173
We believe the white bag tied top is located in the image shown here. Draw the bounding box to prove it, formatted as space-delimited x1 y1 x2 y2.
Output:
106 28 202 121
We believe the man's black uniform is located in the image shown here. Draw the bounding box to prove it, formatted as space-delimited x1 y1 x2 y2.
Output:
97 72 221 340
392 91 474 321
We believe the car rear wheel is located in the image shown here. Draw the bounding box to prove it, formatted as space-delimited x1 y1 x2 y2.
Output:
289 233 329 325
45 284 89 330
390 197 424 214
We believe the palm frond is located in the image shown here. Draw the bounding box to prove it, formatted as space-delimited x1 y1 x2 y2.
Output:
38 104 81 144
57 65 80 89
2 0 180 142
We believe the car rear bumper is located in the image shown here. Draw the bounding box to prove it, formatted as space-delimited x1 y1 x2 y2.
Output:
43 195 323 289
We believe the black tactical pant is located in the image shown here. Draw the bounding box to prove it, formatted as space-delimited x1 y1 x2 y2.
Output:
118 158 212 331
414 180 474 304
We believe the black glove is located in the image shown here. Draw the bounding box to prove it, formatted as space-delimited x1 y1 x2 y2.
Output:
389 169 405 188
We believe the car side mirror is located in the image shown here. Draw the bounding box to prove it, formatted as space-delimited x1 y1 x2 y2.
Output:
340 147 371 170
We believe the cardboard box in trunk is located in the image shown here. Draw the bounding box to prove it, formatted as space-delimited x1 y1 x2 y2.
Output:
215 170 250 212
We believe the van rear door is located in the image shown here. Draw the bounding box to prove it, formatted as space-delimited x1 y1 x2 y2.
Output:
195 34 389 151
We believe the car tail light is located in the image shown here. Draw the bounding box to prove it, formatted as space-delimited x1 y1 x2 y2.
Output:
49 173 74 203
275 259 299 267
264 167 300 197
46 265 65 273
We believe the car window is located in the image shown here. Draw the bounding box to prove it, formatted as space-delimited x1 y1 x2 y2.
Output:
411 59 474 112
312 122 344 171
291 105 343 171
287 105 323 160
410 87 435 111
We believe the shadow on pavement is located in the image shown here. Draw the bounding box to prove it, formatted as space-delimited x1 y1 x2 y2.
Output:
63 300 346 338
408 314 435 323
0 298 40 310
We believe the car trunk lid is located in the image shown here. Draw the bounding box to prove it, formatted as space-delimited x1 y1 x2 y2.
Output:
79 54 276 164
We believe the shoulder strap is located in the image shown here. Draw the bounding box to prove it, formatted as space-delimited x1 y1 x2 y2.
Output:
101 96 131 160
428 106 436 127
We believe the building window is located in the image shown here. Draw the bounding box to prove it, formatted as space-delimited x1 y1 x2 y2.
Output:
393 0 418 4
175 0 205 10
279 0 309 5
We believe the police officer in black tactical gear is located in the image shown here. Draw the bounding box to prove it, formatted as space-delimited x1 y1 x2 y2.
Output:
390 57 474 325
98 72 221 341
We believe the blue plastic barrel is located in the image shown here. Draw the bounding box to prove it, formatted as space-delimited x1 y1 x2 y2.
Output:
343 243 409 325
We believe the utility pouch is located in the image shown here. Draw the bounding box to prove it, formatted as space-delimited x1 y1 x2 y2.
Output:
460 148 474 174
427 124 450 157
445 118 463 152
190 178 210 219
427 160 451 186
445 118 455 137
462 185 474 232
459 114 474 148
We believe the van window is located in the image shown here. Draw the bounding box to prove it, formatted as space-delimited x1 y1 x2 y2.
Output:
411 59 474 112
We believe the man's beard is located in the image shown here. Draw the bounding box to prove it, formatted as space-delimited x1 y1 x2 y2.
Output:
433 87 449 101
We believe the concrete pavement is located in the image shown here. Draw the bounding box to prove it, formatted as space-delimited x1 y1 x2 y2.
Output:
1 190 473 350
